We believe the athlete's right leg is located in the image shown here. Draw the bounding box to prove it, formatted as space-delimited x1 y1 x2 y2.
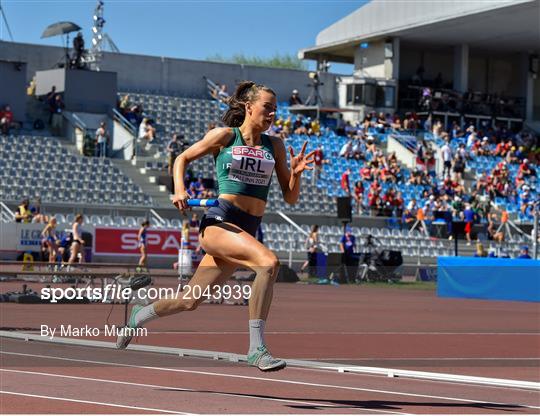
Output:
117 254 235 349
153 254 237 316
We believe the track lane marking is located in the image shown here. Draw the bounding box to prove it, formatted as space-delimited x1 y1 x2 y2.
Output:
2 350 538 410
0 390 189 414
17 330 540 335
1 368 408 415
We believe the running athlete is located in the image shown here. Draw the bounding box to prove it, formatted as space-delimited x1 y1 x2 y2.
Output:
41 217 60 265
137 220 150 270
117 81 315 372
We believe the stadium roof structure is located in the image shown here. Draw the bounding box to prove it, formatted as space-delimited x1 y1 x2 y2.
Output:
299 0 540 64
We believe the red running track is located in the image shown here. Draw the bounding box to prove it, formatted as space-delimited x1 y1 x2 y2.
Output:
1 283 539 413
1 338 539 414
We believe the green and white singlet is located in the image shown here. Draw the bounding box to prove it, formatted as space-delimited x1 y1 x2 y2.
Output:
214 127 276 202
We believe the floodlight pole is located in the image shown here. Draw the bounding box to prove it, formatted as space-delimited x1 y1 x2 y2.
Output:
85 1 120 71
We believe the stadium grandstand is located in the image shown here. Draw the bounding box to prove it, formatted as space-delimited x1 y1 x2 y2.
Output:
0 0 538 279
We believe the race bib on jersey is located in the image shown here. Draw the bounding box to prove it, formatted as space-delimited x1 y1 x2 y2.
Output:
229 146 275 186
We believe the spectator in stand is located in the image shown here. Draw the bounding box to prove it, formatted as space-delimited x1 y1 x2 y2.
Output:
453 153 466 183
68 214 85 265
15 198 33 223
166 133 184 176
216 84 229 102
505 146 519 164
119 94 131 115
353 180 364 214
425 149 436 176
462 203 475 245
466 128 477 148
189 176 206 198
339 139 353 158
409 167 424 185
339 226 357 283
423 195 436 221
403 207 415 225
360 162 372 181
340 168 351 195
41 217 60 265
0 105 15 135
368 182 382 216
473 241 487 257
30 196 47 223
391 114 403 130
517 246 532 259
440 138 453 178
293 115 308 135
281 116 292 137
288 89 303 106
124 104 143 125
423 114 432 132
450 195 463 219
188 182 199 198
380 163 395 183
519 159 534 178
394 191 404 219
477 137 491 156
94 121 109 158
312 145 326 184
382 188 396 216
487 212 505 243
432 119 443 138
375 112 388 132
494 137 512 158
365 134 377 156
138 117 156 150
406 198 418 215
451 121 463 139
309 118 321 136
45 86 57 123
416 140 427 171
50 94 65 136
519 185 533 215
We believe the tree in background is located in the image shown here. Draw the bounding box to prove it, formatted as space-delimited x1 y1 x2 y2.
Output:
206 52 307 71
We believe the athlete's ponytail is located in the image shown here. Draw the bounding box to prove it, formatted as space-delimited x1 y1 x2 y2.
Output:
222 81 276 127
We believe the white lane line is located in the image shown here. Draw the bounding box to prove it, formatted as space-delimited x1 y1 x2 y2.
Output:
0 390 189 414
0 368 407 415
2 350 538 410
294 358 540 361
14 330 540 335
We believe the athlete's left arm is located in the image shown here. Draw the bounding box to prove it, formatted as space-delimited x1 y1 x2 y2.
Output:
273 138 315 205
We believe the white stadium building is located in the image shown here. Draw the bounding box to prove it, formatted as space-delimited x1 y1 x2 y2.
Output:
299 0 540 128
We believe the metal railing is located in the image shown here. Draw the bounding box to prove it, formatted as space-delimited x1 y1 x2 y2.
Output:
277 210 330 268
149 208 167 228
112 108 138 159
0 201 15 222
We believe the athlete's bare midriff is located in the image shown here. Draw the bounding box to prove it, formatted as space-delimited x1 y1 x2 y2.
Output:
219 193 266 217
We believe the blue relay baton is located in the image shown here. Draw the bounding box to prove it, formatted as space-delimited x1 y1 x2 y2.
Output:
187 199 219 207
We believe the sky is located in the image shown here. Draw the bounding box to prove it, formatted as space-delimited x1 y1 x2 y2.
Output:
0 0 366 74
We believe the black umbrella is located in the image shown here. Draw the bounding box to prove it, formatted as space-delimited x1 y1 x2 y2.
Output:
41 21 81 38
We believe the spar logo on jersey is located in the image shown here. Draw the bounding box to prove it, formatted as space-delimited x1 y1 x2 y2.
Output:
229 146 275 186
232 147 272 160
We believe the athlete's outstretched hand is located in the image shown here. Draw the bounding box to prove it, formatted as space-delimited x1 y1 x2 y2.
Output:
289 141 315 176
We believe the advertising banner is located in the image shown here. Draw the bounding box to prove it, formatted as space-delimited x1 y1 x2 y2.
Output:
94 227 199 257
